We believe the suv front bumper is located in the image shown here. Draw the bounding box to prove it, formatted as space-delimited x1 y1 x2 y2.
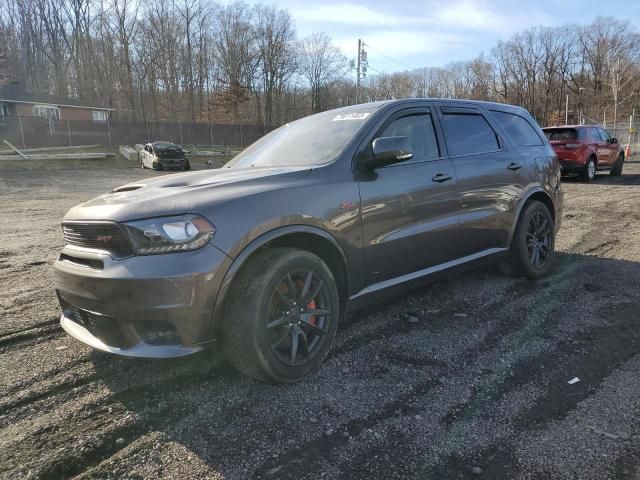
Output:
54 243 231 358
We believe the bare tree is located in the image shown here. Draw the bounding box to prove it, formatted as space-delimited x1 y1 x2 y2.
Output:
253 4 296 128
298 32 348 113
212 1 258 123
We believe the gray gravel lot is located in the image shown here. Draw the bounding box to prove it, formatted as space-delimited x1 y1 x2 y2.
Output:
1 163 640 479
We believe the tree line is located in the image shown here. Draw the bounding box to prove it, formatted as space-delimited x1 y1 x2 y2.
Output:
365 18 640 128
0 1 638 130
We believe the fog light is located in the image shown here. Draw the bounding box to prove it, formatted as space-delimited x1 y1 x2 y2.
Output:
137 322 179 345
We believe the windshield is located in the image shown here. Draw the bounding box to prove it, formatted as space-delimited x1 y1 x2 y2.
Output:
226 109 374 168
153 142 179 151
543 128 579 140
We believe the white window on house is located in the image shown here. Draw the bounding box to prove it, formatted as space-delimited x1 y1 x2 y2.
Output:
92 110 107 122
32 104 60 120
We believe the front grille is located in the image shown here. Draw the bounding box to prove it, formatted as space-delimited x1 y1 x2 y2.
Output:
62 222 133 258
70 306 127 347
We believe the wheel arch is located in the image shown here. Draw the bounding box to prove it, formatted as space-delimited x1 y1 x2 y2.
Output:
209 226 350 338
507 188 556 246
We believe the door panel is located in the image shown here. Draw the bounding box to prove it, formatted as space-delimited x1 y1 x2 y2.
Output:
358 108 460 286
597 128 614 166
452 151 530 254
437 105 529 255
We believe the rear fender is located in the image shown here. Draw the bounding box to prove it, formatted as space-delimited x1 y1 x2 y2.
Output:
507 187 555 246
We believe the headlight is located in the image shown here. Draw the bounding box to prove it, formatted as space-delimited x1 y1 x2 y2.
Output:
123 214 215 255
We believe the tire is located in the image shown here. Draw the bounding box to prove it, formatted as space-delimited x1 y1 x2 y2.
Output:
184 161 191 171
222 247 340 383
610 154 624 176
580 157 596 182
152 162 162 171
503 201 555 280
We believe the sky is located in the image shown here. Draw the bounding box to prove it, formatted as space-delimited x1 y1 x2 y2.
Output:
261 0 640 73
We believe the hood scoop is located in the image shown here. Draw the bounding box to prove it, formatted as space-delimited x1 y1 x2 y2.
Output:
111 184 144 193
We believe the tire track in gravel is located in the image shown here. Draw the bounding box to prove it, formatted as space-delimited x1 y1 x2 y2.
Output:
418 258 640 477
0 362 226 479
0 319 62 351
251 262 577 479
322 255 590 478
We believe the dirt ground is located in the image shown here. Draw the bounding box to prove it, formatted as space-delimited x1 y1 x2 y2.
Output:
1 162 640 480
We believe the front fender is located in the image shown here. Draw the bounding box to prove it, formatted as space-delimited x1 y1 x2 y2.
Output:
208 224 349 338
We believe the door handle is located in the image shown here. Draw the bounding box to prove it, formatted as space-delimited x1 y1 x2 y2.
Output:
507 162 523 171
432 173 453 183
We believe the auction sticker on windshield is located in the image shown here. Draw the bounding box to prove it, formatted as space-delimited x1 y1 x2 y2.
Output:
332 112 371 121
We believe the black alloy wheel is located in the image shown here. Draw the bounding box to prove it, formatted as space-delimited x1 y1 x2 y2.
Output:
222 247 340 383
526 211 552 269
266 268 332 366
502 200 555 279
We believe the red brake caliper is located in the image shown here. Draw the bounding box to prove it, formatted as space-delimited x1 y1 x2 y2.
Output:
307 300 317 325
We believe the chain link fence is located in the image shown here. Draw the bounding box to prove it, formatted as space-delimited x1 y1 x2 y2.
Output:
0 115 268 149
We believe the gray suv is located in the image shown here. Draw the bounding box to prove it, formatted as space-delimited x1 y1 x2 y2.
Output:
54 99 563 383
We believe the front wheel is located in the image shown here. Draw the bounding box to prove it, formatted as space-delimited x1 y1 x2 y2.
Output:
503 201 555 279
222 247 340 383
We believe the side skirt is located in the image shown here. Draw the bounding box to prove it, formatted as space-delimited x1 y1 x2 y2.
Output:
347 247 507 311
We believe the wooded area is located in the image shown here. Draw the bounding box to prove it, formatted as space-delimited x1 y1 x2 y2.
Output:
0 0 638 129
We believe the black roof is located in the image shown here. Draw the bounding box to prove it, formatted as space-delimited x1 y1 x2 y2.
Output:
342 98 529 116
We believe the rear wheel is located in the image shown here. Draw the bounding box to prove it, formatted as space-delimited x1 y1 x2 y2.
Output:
580 157 596 182
610 154 624 176
184 161 191 171
222 247 340 383
502 201 555 279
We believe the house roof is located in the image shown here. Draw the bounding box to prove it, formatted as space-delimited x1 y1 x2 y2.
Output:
0 87 114 110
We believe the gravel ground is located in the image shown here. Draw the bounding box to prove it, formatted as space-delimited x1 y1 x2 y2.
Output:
1 162 640 479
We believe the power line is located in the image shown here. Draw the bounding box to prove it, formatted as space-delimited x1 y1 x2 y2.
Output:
365 64 382 74
362 42 415 71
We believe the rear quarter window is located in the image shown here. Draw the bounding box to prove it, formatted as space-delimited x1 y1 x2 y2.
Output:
491 111 543 147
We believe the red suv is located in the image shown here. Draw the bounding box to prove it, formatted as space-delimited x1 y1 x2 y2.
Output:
542 125 624 181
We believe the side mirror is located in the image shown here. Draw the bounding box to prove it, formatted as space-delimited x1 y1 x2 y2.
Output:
609 137 617 144
361 136 414 170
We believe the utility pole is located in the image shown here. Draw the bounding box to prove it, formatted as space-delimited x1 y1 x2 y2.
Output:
354 39 368 104
565 94 569 125
356 39 362 103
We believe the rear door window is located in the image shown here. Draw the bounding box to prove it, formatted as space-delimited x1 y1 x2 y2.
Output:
491 111 542 147
440 110 500 156
378 113 440 161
